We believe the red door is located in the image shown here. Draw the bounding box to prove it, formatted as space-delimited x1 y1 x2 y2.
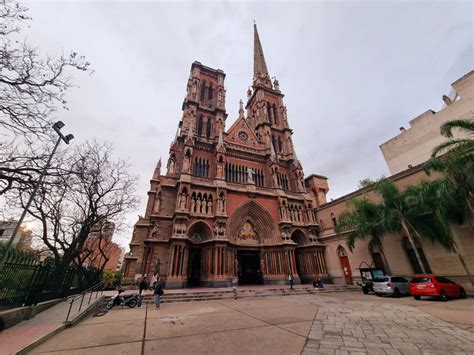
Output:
339 256 353 285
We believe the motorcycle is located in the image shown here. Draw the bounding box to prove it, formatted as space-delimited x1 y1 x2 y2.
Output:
106 289 139 309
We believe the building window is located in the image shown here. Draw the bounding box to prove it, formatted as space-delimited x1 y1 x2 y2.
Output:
206 118 212 137
224 163 264 187
272 104 279 125
197 116 203 136
331 213 337 227
402 236 431 274
193 158 209 178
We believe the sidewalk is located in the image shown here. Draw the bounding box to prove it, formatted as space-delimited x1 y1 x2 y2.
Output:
0 291 103 355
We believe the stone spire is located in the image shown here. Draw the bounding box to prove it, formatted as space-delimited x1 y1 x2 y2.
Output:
239 99 245 119
253 23 272 88
152 158 162 179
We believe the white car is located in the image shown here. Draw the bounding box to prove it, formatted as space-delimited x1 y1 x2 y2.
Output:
373 276 410 297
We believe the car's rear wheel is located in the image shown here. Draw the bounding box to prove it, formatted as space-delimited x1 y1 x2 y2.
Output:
459 288 467 299
413 295 421 300
393 288 401 298
439 290 448 302
362 286 369 294
376 293 382 297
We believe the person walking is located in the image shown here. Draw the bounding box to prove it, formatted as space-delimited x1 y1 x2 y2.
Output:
288 273 294 290
154 276 164 309
231 276 238 299
138 277 148 307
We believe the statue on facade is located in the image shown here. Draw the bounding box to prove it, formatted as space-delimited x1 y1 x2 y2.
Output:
207 199 213 214
182 155 190 174
191 79 198 98
247 167 254 183
217 163 224 179
272 172 279 188
190 197 195 213
273 77 280 91
196 198 202 214
153 194 161 213
168 159 176 175
179 193 187 210
150 223 159 238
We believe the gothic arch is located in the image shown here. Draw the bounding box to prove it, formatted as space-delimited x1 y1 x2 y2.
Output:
187 220 213 243
227 201 278 244
291 229 309 246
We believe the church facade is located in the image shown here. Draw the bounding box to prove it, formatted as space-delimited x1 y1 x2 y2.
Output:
123 25 330 288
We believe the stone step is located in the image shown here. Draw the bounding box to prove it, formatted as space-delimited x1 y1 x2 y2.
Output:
141 285 360 304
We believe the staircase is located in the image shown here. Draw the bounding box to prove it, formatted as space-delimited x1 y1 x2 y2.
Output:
143 284 360 304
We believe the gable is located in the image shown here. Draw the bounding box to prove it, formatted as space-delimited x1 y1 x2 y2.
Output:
225 116 262 148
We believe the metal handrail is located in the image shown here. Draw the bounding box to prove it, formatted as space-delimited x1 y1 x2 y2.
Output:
65 282 104 323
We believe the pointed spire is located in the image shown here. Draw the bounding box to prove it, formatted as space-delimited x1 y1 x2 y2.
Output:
253 23 270 84
153 158 162 179
238 99 244 119
170 125 180 147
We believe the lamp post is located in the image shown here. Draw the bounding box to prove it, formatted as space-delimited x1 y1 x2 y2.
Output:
0 121 74 271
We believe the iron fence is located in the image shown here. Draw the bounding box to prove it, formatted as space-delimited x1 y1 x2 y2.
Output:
0 246 101 311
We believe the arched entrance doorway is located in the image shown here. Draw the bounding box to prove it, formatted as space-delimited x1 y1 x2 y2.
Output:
338 246 353 285
291 229 308 281
186 221 212 287
402 236 431 274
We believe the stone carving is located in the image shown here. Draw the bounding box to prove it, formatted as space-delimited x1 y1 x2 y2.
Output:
207 199 213 214
217 88 224 107
273 77 280 90
150 223 159 238
153 194 161 213
191 79 198 98
179 193 187 210
272 172 279 188
168 159 176 174
247 167 254 183
217 163 224 179
173 218 187 236
190 198 195 213
182 155 190 174
190 232 202 242
214 220 226 239
217 194 226 214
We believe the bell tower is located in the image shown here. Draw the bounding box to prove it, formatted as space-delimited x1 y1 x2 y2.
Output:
246 24 304 191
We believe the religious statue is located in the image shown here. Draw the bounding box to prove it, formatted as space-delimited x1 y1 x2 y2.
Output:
196 198 202 214
272 172 279 188
190 197 195 213
153 194 161 213
247 87 252 99
182 155 190 174
207 199 213 214
217 163 224 179
191 79 198 98
150 223 159 238
217 197 223 214
179 193 187 210
168 159 176 174
247 167 254 183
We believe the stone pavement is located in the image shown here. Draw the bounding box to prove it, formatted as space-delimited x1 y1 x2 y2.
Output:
26 292 474 355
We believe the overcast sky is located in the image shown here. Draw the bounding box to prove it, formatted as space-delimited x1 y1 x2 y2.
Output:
23 0 473 248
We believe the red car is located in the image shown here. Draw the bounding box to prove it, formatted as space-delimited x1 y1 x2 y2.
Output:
409 275 467 301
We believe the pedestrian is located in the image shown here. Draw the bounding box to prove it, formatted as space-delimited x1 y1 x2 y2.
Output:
288 273 294 290
151 273 158 290
232 276 238 299
313 278 324 289
138 277 148 307
154 276 164 309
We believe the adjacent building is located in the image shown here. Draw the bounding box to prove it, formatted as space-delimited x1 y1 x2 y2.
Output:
0 219 33 250
380 71 473 175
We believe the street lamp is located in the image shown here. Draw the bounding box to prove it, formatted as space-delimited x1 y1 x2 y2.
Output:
0 121 74 271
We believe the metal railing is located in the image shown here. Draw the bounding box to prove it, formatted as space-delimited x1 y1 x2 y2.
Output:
65 282 104 323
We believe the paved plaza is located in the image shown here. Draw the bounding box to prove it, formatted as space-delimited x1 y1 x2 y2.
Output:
28 292 473 355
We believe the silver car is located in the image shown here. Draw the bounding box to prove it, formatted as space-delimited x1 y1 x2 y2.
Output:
373 276 410 297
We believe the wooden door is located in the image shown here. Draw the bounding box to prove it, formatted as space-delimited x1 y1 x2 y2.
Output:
339 256 353 285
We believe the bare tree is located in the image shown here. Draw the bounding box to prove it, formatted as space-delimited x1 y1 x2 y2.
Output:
14 141 138 273
0 0 91 195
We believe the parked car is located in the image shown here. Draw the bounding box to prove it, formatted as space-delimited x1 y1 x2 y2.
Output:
358 267 385 294
373 276 410 297
409 275 467 301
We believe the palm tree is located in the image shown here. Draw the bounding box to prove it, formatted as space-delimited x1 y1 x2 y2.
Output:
336 198 391 273
424 118 474 213
374 181 429 274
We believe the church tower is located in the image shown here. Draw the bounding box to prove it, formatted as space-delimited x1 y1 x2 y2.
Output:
123 25 329 289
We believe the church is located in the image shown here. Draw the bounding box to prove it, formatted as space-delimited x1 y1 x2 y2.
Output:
123 25 330 288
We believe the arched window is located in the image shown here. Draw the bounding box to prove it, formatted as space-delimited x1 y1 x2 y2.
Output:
369 242 385 270
206 117 212 137
197 116 203 136
267 102 273 125
402 237 431 274
208 85 213 100
200 80 207 102
272 104 278 125
337 245 347 257
331 213 337 227
278 136 283 153
272 136 277 152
